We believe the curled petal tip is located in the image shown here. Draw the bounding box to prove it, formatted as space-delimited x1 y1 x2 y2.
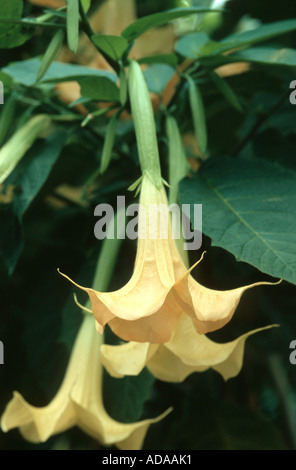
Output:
175 250 206 286
73 294 92 314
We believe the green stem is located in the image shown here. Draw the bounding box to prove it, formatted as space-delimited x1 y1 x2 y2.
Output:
0 17 66 29
91 210 126 292
78 1 120 74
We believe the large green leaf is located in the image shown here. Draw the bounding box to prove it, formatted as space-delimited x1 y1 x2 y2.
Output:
121 7 220 42
179 156 296 285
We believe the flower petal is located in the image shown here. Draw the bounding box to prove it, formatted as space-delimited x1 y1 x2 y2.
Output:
100 314 279 383
1 315 171 448
175 264 280 334
58 176 186 343
72 397 172 450
58 273 183 342
100 341 158 377
0 391 75 443
148 318 279 382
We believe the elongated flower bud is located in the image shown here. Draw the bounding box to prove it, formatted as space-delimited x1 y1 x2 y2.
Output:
187 75 207 156
128 60 162 188
0 114 51 184
166 114 190 205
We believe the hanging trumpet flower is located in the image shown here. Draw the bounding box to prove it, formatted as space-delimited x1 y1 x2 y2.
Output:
0 313 170 448
59 60 276 344
1 212 171 448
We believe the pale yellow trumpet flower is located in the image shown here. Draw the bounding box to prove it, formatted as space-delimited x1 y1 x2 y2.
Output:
100 314 277 382
0 313 171 449
59 173 276 344
59 60 277 345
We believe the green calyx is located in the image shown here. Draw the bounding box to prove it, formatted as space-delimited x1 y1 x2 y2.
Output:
128 60 162 188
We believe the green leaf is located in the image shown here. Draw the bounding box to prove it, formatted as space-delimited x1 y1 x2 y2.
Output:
3 58 117 86
99 114 117 175
143 64 175 94
66 0 79 53
0 0 32 49
0 0 22 19
138 54 178 67
228 46 296 67
81 0 91 13
36 29 65 82
7 130 65 216
121 7 221 42
175 19 296 59
79 76 120 102
0 94 17 147
179 156 296 285
0 72 13 89
209 70 243 113
175 31 212 58
91 34 129 61
221 19 296 52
